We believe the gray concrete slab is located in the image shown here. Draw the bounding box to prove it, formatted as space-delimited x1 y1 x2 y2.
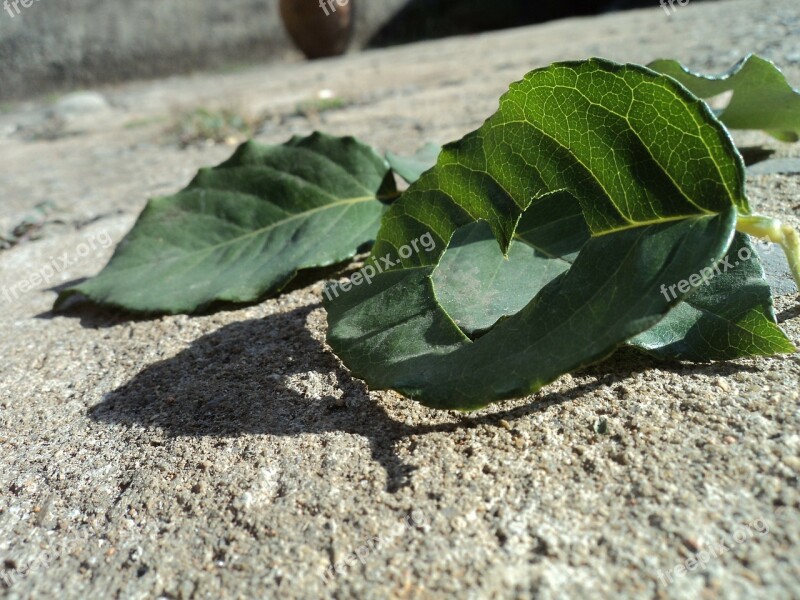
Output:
1 1 799 598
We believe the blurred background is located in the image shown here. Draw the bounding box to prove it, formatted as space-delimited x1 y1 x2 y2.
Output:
0 0 711 102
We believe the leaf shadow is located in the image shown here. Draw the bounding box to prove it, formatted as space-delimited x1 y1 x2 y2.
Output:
86 304 427 492
598 346 762 377
777 302 800 323
36 278 159 329
87 305 768 493
738 146 776 167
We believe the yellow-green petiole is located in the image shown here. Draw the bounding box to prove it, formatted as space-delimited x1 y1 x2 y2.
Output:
736 214 800 289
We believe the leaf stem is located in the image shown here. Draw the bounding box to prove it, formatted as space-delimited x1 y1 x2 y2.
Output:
736 214 800 289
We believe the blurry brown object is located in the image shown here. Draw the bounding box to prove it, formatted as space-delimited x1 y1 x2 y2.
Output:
279 0 354 59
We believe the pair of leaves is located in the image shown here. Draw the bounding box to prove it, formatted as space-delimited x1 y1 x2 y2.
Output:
52 56 799 412
325 58 796 410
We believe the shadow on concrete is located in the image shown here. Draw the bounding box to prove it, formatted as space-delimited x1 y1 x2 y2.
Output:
367 0 670 48
87 304 761 494
777 302 800 323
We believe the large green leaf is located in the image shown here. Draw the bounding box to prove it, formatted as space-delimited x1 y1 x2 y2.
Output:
55 132 395 314
327 213 737 410
325 58 756 410
631 233 795 360
429 199 794 361
648 55 800 142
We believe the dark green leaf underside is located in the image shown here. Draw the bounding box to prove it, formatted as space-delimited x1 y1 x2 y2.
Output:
431 201 794 362
327 211 737 410
431 192 588 336
631 233 795 360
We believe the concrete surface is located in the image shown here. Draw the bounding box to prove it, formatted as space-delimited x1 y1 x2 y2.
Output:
1 0 799 598
0 0 409 102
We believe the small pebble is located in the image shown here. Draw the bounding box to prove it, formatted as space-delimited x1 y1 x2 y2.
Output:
782 456 800 472
593 417 609 435
740 569 762 584
714 378 730 392
683 537 701 552
612 452 630 466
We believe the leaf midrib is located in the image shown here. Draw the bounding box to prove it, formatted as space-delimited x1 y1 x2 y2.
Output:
124 195 377 271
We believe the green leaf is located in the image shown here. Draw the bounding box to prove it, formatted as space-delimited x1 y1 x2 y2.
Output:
648 55 800 141
327 213 737 410
630 233 796 361
386 143 441 184
326 58 752 410
430 192 588 336
55 132 395 314
429 198 794 362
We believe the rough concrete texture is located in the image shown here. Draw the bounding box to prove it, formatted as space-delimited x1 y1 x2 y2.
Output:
1 0 800 598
